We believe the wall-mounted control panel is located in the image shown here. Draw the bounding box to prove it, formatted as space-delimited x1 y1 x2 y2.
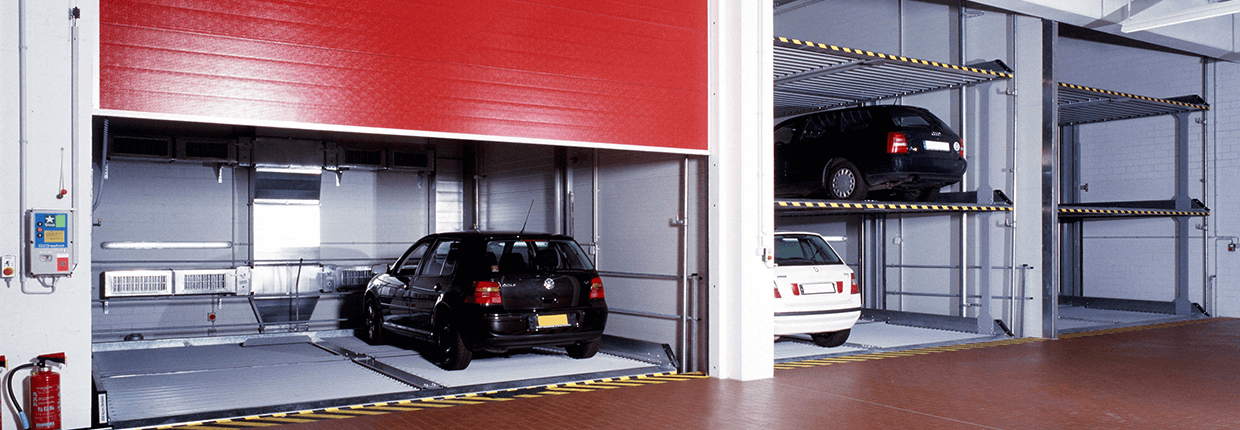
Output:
28 210 74 276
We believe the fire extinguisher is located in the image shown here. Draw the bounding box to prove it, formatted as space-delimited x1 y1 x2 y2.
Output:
3 353 65 430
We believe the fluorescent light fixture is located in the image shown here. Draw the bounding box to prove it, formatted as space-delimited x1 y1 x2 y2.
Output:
1121 1 1240 33
101 241 233 250
255 166 322 174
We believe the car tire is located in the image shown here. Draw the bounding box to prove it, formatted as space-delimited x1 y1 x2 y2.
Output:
364 298 385 345
824 161 868 201
433 324 473 370
565 339 600 359
810 329 851 348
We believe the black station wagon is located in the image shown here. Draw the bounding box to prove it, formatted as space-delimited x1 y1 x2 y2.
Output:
775 105 967 201
364 232 607 370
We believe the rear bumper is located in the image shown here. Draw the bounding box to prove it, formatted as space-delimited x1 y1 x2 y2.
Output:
865 155 966 189
463 307 607 349
774 307 860 336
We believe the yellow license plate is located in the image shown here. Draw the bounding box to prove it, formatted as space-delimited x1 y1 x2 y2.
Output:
537 314 569 328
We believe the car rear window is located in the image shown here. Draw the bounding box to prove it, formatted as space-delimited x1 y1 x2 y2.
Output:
890 110 940 128
484 239 595 274
774 235 843 266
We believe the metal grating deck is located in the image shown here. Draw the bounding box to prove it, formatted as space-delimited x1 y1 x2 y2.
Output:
1058 82 1208 125
773 37 1012 117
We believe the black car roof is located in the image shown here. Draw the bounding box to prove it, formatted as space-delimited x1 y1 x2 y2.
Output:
776 104 937 127
421 231 577 241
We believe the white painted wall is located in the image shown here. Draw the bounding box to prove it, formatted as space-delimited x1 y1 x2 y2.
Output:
1208 60 1240 317
1 0 96 428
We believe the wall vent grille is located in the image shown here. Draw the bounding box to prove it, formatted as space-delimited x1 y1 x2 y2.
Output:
340 269 373 287
343 149 383 167
103 271 174 297
174 269 237 295
110 136 173 159
179 138 234 161
390 150 433 171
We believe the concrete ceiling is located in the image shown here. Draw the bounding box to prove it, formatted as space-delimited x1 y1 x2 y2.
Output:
972 0 1240 61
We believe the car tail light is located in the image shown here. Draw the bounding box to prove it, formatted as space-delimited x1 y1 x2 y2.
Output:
836 281 844 294
850 273 859 295
589 277 606 299
790 283 801 296
773 285 782 299
956 139 965 158
472 281 502 305
887 132 908 154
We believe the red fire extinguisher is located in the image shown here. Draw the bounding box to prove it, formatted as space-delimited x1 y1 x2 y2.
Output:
3 353 65 430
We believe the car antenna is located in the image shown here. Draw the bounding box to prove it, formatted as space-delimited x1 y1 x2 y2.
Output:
518 199 535 235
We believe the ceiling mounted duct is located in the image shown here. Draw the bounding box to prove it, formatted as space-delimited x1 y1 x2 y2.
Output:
252 137 323 169
253 168 322 201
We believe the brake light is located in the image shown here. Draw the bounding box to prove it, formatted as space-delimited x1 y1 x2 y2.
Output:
887 132 908 154
773 285 782 299
790 283 801 296
472 281 502 305
589 277 606 299
956 139 965 158
836 281 844 294
850 273 859 294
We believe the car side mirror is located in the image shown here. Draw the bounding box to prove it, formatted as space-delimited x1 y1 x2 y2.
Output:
373 264 390 276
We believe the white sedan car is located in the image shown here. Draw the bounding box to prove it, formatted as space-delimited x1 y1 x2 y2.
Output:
773 232 861 347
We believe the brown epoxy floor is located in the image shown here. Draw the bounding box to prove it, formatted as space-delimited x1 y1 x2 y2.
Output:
262 318 1240 429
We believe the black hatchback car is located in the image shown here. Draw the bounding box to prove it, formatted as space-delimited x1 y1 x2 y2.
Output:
774 105 967 201
364 232 607 370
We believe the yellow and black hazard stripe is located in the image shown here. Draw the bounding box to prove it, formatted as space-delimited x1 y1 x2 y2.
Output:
1059 207 1209 217
775 37 1014 79
774 337 1045 370
776 200 1011 212
1058 83 1210 111
147 372 707 430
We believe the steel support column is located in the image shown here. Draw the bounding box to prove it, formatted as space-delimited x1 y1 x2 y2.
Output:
976 211 993 334
1041 20 1060 338
1060 125 1082 297
1174 113 1192 315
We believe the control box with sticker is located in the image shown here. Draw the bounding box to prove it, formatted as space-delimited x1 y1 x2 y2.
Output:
28 210 74 276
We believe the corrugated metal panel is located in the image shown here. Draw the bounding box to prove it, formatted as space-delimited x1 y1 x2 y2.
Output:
480 143 556 232
99 0 708 152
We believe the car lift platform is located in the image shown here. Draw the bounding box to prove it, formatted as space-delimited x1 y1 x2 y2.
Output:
93 333 676 429
776 191 1013 216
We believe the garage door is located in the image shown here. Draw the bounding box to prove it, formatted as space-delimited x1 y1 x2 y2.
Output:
98 0 708 153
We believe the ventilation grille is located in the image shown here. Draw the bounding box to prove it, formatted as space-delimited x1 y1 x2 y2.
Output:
179 138 234 161
174 269 237 295
391 151 432 170
343 149 383 167
339 269 374 287
103 271 173 297
110 136 173 159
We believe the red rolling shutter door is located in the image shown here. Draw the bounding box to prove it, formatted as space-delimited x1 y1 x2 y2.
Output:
99 1 707 152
